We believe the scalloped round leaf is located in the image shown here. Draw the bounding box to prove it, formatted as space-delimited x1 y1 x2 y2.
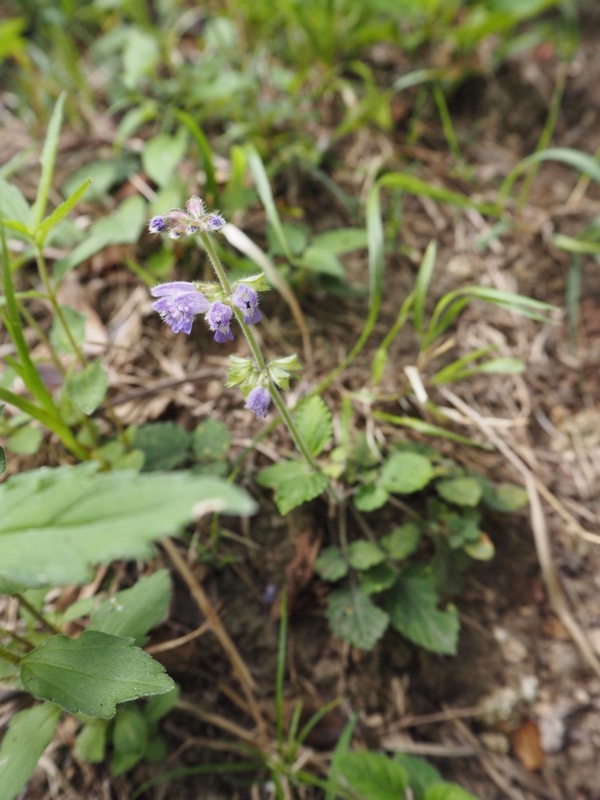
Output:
326 587 389 651
436 477 482 507
315 546 349 582
381 522 421 560
132 422 191 472
354 484 389 512
360 562 398 596
484 482 528 512
347 540 386 570
337 751 408 800
380 452 434 495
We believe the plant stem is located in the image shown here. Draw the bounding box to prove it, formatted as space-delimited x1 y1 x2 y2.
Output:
14 593 61 635
0 645 21 665
199 232 323 474
0 624 34 651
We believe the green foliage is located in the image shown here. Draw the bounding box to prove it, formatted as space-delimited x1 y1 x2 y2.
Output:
336 751 408 799
326 586 390 651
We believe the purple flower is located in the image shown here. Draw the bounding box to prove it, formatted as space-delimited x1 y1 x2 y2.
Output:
232 285 262 325
186 196 206 218
149 216 167 234
151 281 210 334
206 213 225 232
245 386 270 418
206 302 234 343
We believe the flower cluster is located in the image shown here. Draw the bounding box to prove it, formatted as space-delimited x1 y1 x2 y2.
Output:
149 196 225 240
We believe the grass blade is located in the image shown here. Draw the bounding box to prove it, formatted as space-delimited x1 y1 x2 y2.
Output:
413 240 436 335
31 92 66 230
245 144 293 261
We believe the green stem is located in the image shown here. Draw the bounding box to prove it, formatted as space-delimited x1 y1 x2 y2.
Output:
199 232 323 474
14 593 61 635
0 645 21 665
0 624 34 651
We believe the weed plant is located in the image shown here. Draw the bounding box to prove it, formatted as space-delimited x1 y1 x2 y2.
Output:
0 0 591 797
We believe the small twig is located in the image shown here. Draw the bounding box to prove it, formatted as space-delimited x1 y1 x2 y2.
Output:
161 538 267 740
176 698 261 749
145 621 211 655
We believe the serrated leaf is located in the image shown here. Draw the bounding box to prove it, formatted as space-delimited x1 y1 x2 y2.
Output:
424 782 481 800
0 702 61 800
326 587 389 650
64 360 109 414
359 562 398 595
90 570 171 646
0 464 255 588
337 751 408 800
383 571 459 655
21 631 174 718
354 484 389 512
315 546 349 582
380 451 433 494
347 540 386 570
381 522 421 560
74 720 108 763
257 459 308 489
436 478 482 507
192 419 231 462
294 396 333 457
276 470 329 515
132 422 191 472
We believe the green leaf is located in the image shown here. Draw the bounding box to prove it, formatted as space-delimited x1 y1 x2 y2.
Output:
0 176 31 228
0 464 255 588
383 571 459 655
142 130 188 188
310 228 368 253
74 719 108 763
110 707 148 776
347 540 386 570
0 446 5 475
192 419 231 462
483 482 528 512
337 751 408 800
0 702 61 800
144 684 180 723
315 546 349 582
379 172 496 216
354 483 389 512
49 306 86 355
394 753 441 800
132 422 192 472
380 451 434 494
326 587 389 650
381 522 421 560
31 92 66 228
464 533 495 561
7 424 43 455
36 178 91 245
122 27 160 89
297 247 345 278
20 631 175 718
90 570 171 646
359 562 398 595
258 459 329 514
436 477 482 507
294 396 333 457
424 782 481 800
64 360 109 414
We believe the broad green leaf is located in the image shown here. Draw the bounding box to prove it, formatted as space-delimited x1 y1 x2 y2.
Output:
90 570 171 645
36 178 91 245
0 177 31 228
64 360 109 414
258 459 309 490
354 483 389 512
436 477 482 507
0 464 255 588
337 751 408 800
276 470 329 515
144 684 180 723
296 248 345 278
310 228 368 253
20 631 175 718
110 707 147 776
294 396 333 457
381 522 421 560
483 482 528 512
132 422 191 472
142 130 188 188
380 451 434 494
6 424 43 455
425 782 481 800
74 720 108 763
122 27 160 89
359 562 398 595
315 546 349 582
192 418 231 461
347 540 386 570
326 587 389 650
0 702 61 800
383 570 459 655
49 306 86 355
394 753 441 800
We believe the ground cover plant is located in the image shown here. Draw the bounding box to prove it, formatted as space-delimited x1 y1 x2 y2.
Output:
1 0 600 798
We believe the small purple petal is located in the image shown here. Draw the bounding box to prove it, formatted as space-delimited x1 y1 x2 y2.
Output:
206 213 225 232
206 302 234 343
149 216 167 234
245 386 270 418
232 285 262 325
151 282 210 334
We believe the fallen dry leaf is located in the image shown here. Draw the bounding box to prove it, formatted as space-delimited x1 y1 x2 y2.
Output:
511 718 545 771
